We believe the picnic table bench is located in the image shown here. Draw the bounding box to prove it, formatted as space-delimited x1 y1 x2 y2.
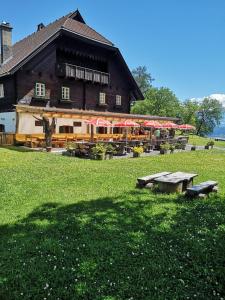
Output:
154 172 198 193
186 181 218 197
137 172 171 188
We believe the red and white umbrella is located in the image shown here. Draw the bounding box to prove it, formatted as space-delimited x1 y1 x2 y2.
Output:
113 120 140 127
143 120 163 128
85 118 112 127
178 124 196 130
161 122 178 129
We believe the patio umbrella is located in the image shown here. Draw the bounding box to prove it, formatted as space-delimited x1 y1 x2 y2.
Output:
85 118 112 142
178 124 196 130
113 120 140 127
143 120 163 128
143 121 163 141
161 122 178 129
113 120 140 149
85 118 112 127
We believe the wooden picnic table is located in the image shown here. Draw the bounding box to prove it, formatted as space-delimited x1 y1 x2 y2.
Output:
154 172 198 193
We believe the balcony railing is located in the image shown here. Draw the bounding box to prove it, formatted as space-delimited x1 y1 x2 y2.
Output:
57 63 110 85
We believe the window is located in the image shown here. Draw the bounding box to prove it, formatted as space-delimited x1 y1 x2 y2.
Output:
116 95 122 106
35 83 46 97
73 122 82 127
99 92 106 105
62 87 70 100
59 126 73 134
35 120 43 127
0 84 4 98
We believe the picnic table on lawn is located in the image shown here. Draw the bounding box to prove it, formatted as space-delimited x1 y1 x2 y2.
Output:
154 172 198 193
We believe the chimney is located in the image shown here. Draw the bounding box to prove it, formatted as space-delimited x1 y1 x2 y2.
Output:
0 21 13 64
37 23 45 31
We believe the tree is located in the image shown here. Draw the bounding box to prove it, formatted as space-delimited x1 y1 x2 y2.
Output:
34 115 56 150
131 87 181 118
180 99 199 126
132 66 154 95
196 97 223 136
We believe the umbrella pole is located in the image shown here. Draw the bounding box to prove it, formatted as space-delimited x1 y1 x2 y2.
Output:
90 125 94 142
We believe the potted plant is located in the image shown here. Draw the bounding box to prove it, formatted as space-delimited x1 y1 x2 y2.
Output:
66 142 77 156
91 143 106 160
208 139 215 149
170 144 175 154
205 143 210 150
133 146 144 158
105 144 116 159
191 142 196 151
160 142 170 154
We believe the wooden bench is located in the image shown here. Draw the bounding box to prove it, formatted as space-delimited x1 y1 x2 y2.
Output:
137 172 171 188
186 181 218 197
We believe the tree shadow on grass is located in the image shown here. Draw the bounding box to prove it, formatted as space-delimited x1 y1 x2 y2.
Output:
0 192 224 300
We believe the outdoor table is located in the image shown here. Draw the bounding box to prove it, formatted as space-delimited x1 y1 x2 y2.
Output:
154 172 198 193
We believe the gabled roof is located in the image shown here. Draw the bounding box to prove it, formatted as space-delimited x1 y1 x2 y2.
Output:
0 10 113 76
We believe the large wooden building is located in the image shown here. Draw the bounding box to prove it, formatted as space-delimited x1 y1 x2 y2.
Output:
0 10 176 141
0 10 146 134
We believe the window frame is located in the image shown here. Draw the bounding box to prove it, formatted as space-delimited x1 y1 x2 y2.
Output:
99 92 106 105
62 86 70 100
116 94 122 106
35 82 46 98
0 83 4 99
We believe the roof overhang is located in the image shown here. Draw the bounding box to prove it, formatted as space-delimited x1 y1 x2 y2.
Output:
15 105 179 122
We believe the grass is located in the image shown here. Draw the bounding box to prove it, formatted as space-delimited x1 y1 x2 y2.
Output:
0 148 225 299
188 135 225 148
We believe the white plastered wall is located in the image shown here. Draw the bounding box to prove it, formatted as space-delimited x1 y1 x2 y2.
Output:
17 112 93 134
0 111 16 133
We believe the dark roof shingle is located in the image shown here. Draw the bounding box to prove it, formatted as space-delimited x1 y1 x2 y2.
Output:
0 11 113 76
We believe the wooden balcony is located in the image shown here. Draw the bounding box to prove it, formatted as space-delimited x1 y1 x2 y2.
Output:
57 63 110 85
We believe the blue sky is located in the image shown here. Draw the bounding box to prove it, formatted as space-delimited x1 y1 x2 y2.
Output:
1 0 225 101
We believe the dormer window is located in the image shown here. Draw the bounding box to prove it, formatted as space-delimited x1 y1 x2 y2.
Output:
62 87 70 100
35 83 46 97
116 95 122 106
0 84 4 99
99 92 106 105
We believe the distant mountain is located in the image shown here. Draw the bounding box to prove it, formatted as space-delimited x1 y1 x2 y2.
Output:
208 94 225 137
191 93 225 138
209 112 225 138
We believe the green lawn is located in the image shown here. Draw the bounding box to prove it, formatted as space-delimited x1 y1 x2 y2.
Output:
188 135 225 148
0 147 225 300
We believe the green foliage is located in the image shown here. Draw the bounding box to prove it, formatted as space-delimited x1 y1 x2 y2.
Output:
131 87 181 118
0 148 225 299
106 144 116 154
66 142 77 151
180 99 199 126
91 143 107 155
160 142 170 151
196 97 223 136
132 66 154 95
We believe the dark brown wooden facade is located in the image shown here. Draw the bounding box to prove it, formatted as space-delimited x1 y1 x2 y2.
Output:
0 11 143 114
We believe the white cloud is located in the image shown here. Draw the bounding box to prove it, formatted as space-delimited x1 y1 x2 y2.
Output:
209 94 225 107
191 93 225 107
